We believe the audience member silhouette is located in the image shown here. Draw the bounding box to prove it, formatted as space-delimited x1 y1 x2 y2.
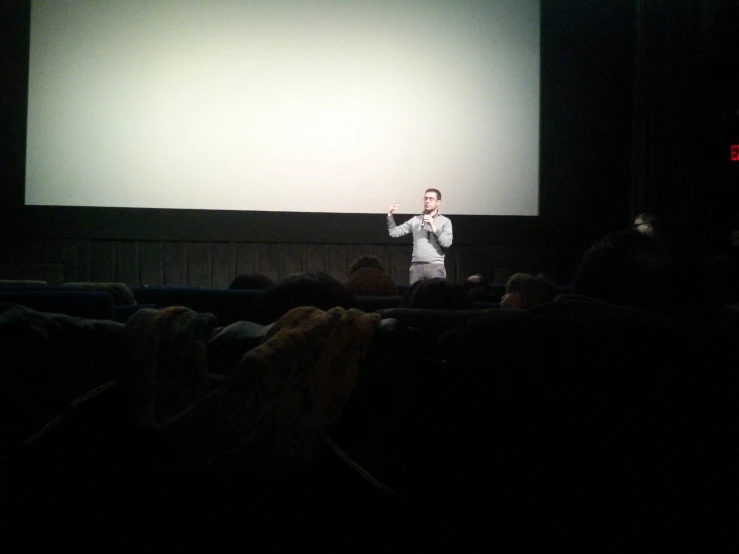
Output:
229 273 273 290
633 212 658 237
462 273 491 302
399 278 470 310
252 272 357 324
345 255 398 296
500 273 556 309
570 229 699 319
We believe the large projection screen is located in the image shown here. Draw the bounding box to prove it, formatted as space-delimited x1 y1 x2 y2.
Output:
25 0 540 216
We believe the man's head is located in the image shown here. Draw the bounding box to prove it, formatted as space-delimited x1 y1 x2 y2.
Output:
501 273 556 309
633 213 657 237
463 273 490 301
424 189 442 214
570 229 693 317
400 278 470 310
348 255 386 276
229 272 273 290
252 272 357 324
466 273 488 287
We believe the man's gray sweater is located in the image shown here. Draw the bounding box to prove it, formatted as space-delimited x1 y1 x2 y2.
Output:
387 213 453 264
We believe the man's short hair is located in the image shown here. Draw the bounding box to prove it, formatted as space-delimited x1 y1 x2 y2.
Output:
348 255 386 276
400 278 469 310
252 272 357 324
229 273 273 290
425 188 442 201
506 273 555 309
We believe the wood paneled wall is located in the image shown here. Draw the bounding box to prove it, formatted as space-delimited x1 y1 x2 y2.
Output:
0 237 573 287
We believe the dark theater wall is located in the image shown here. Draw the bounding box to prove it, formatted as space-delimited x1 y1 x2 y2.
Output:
2 1 642 286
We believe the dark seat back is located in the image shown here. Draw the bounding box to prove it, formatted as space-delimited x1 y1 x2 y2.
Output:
155 288 263 325
355 295 402 312
0 290 116 320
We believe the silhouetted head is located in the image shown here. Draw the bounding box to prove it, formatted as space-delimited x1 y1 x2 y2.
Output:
463 273 491 301
400 278 470 310
348 255 386 276
501 273 555 309
465 273 489 288
253 272 357 324
229 273 273 290
571 229 693 317
346 256 398 296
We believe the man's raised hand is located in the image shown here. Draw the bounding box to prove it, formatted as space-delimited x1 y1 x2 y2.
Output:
388 201 399 217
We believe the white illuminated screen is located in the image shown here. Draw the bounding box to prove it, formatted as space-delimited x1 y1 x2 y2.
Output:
26 0 540 215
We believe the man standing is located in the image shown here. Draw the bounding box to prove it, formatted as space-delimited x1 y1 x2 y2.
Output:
387 189 453 284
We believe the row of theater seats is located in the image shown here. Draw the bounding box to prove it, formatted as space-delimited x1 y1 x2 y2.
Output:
1 283 558 324
0 287 404 323
4 291 739 552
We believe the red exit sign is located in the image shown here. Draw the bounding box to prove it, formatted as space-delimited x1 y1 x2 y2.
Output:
732 145 739 161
